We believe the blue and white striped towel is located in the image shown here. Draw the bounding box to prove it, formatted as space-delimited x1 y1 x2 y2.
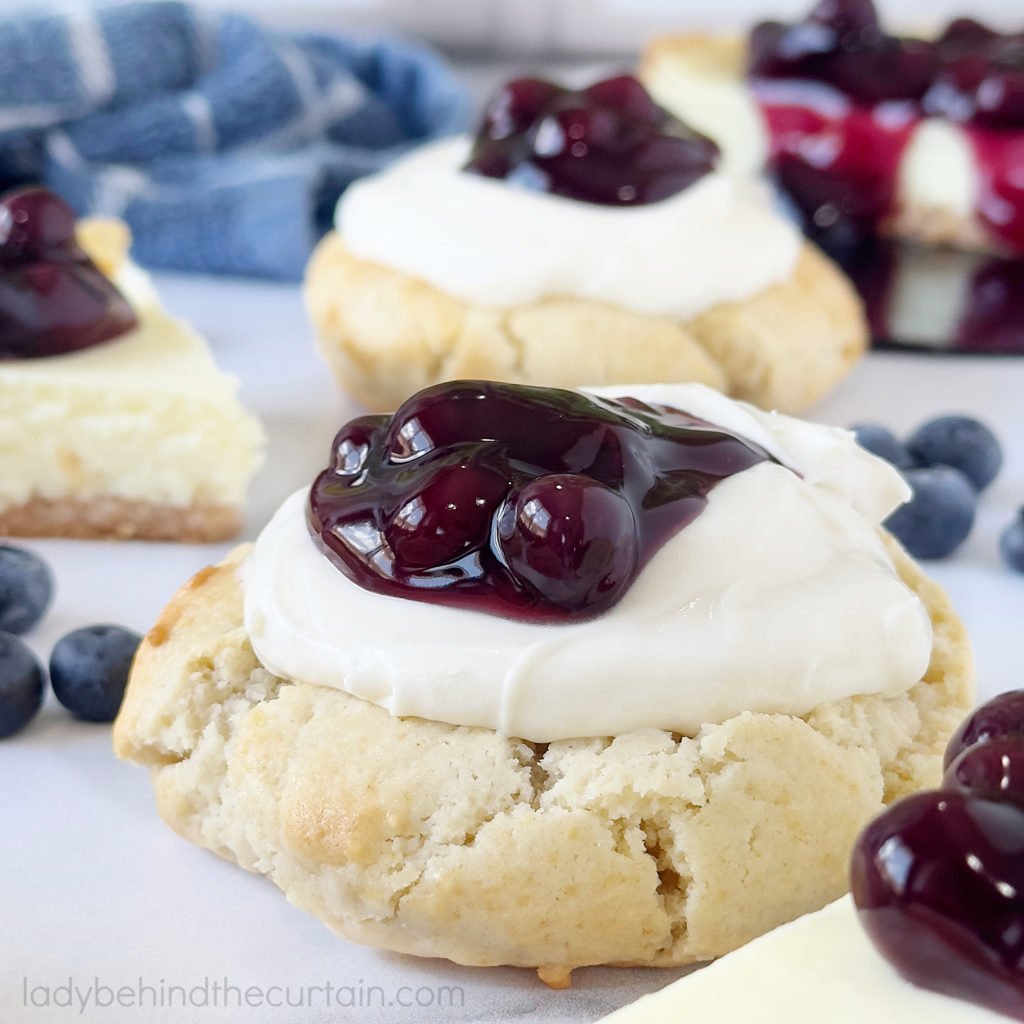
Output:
0 3 469 279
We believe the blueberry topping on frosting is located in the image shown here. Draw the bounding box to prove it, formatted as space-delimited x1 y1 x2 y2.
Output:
852 689 1024 1022
464 74 720 206
307 381 772 621
0 187 137 359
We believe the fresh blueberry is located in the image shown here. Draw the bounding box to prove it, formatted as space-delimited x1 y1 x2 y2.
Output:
0 631 45 738
1001 508 1024 574
849 422 913 468
49 625 141 723
885 465 976 559
0 544 54 634
906 415 1003 491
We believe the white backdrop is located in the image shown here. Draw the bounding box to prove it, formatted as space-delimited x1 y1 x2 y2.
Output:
184 0 1024 52
11 0 1023 53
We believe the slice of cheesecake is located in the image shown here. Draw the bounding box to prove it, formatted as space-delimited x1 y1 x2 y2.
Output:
0 207 264 541
641 0 1024 257
598 896 1005 1023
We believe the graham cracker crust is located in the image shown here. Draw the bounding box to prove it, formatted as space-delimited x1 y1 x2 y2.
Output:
0 495 242 543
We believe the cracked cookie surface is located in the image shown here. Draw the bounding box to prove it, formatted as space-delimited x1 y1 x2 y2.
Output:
114 537 972 982
304 233 866 415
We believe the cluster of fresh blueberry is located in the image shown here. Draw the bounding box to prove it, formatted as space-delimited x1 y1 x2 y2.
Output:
464 74 720 207
851 415 1022 568
308 381 771 622
0 544 141 739
851 689 1024 1020
750 0 1024 125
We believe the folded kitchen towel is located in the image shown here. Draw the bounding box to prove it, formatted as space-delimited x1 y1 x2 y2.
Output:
0 2 469 278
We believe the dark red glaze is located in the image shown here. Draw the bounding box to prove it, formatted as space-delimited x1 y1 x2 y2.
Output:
944 737 1024 807
971 128 1024 252
852 791 1024 1021
758 87 915 242
464 74 720 206
945 689 1024 769
307 381 773 622
0 187 136 359
749 0 1024 253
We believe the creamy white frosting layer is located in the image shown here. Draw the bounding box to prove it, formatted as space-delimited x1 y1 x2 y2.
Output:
243 384 931 742
335 137 802 320
598 897 1005 1023
0 260 264 508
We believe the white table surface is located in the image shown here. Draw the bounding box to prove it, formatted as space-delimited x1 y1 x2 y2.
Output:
2 271 1023 1024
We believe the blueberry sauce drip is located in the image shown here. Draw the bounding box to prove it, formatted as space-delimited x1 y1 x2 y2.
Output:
464 74 720 206
851 689 1024 1021
0 186 137 359
307 381 773 622
749 0 1024 251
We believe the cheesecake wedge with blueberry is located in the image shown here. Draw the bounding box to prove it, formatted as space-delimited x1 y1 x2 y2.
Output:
0 188 263 541
642 0 1024 254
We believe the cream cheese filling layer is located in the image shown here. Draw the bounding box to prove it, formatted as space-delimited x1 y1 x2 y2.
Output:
335 137 802 320
244 384 931 743
0 262 263 508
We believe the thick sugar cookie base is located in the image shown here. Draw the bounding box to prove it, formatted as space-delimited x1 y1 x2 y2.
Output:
304 233 867 414
114 536 973 982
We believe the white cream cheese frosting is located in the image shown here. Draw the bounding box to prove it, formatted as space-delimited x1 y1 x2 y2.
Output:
598 896 1005 1023
243 384 931 743
335 136 802 320
0 260 263 509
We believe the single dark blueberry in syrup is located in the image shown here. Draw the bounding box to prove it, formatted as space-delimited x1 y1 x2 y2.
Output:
497 474 638 614
329 415 388 477
0 188 77 258
944 737 1024 808
464 74 720 207
945 689 1024 770
851 790 1024 1022
0 186 137 359
308 381 774 622
385 462 508 571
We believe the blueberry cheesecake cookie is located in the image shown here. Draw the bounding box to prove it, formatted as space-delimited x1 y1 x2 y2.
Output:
305 74 867 415
0 187 263 541
642 0 1024 254
114 380 972 985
